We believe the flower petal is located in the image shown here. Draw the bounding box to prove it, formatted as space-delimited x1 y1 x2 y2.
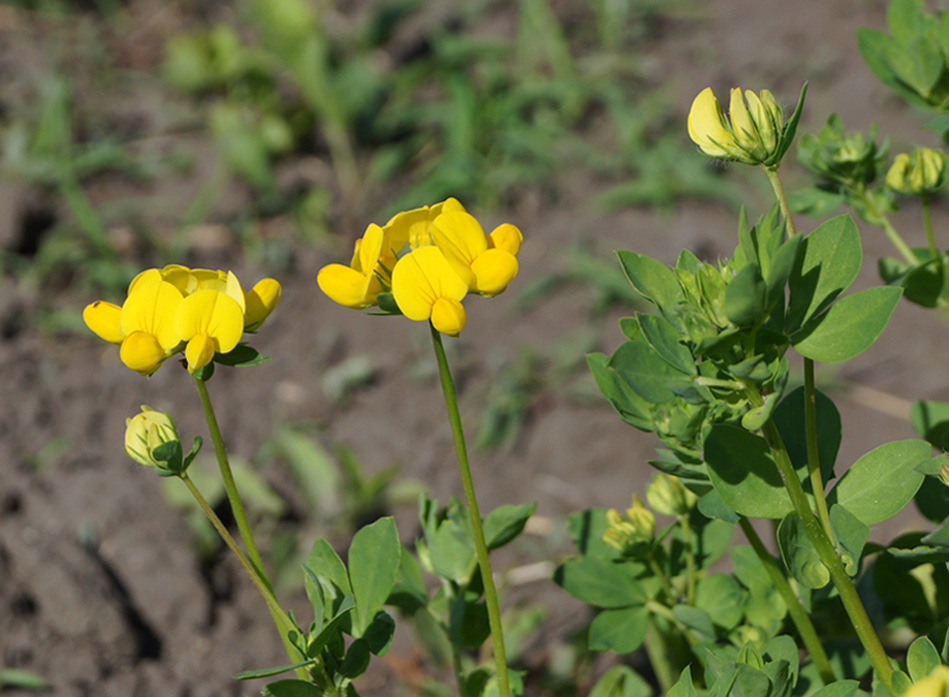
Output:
471 249 519 297
688 88 737 158
244 278 282 331
431 297 466 336
391 246 467 321
121 280 183 350
83 300 124 344
487 223 523 256
185 334 216 374
174 289 244 354
357 224 385 277
431 210 487 287
318 263 375 309
128 268 162 294
120 331 169 376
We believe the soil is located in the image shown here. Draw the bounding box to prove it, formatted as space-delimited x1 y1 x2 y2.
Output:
0 0 944 695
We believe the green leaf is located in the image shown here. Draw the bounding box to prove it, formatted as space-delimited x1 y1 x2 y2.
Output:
449 596 490 649
587 353 653 431
363 611 396 656
306 595 355 658
554 557 647 608
609 340 693 404
827 439 929 525
778 511 829 589
261 679 324 697
724 263 768 327
786 215 863 332
667 667 697 697
233 660 316 681
765 235 803 304
697 490 740 525
637 314 697 375
483 503 536 551
857 28 933 109
339 638 370 679
348 517 401 638
916 475 949 524
763 635 800 688
0 669 50 690
588 664 654 697
214 343 271 367
787 186 844 218
705 425 792 519
672 605 715 638
911 400 949 449
616 251 683 314
695 573 744 630
809 681 861 697
830 504 870 576
772 386 841 485
589 606 650 654
304 539 351 627
791 286 902 363
907 636 942 682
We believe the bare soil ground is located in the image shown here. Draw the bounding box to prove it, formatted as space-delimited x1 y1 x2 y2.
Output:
1 0 945 695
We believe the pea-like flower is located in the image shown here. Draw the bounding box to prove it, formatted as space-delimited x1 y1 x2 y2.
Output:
391 245 469 336
84 265 281 376
431 211 521 297
886 147 948 196
688 85 806 168
317 224 389 309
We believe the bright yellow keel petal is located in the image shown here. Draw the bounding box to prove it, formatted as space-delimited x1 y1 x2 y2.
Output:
83 301 125 344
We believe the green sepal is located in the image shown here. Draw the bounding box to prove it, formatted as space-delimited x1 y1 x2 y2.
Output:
192 361 215 381
765 82 808 167
152 440 184 475
182 436 203 472
374 292 402 315
233 660 317 681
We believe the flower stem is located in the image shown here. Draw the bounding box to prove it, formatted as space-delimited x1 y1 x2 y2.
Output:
194 377 272 593
764 166 798 238
857 187 918 265
804 359 834 541
759 418 894 694
678 516 697 605
429 323 510 697
180 473 305 677
738 517 835 685
923 194 939 263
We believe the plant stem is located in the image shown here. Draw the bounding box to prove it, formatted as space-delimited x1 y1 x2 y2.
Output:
194 377 272 593
647 553 677 604
643 618 679 693
857 186 918 265
180 474 305 677
738 517 835 685
759 419 894 694
923 194 939 263
764 167 798 238
429 324 510 697
678 517 696 604
803 359 834 541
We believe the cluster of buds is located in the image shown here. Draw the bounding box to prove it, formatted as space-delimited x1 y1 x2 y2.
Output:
688 85 805 168
797 115 886 188
124 406 200 476
886 147 948 196
317 198 522 336
84 265 281 376
602 494 655 555
646 473 698 518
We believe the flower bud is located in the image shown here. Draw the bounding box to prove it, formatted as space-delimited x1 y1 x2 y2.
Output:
602 496 655 555
904 665 949 697
940 460 949 489
797 114 884 187
625 494 656 539
125 406 181 470
646 474 697 517
688 87 789 166
886 148 948 196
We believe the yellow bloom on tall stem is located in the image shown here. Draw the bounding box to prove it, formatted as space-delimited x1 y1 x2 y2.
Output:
431 211 521 297
391 245 469 336
318 223 389 309
174 289 245 373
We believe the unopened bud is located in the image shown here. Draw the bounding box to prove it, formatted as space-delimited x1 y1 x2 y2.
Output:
646 474 698 517
688 86 789 166
940 461 949 489
602 497 655 555
124 406 198 476
886 148 947 196
626 494 656 539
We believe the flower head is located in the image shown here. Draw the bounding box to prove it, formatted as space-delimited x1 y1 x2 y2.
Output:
689 85 804 167
886 147 948 196
317 224 390 309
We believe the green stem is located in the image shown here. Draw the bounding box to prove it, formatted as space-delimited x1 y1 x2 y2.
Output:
923 194 939 263
678 517 697 605
643 618 679 693
194 377 272 593
647 554 677 604
804 359 834 541
764 166 798 237
180 474 305 677
759 419 894 694
429 324 510 697
738 517 835 686
858 187 918 265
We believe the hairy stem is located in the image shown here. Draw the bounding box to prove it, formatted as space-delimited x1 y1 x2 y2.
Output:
764 166 798 237
430 324 510 697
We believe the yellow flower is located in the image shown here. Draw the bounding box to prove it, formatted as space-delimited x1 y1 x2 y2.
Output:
244 278 282 331
904 666 949 697
125 406 180 469
431 210 520 297
174 289 245 373
119 280 184 376
688 87 785 165
318 223 390 309
83 300 124 344
391 245 469 336
383 197 466 250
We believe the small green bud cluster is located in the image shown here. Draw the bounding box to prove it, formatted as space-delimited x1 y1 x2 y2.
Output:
798 114 887 188
886 147 948 196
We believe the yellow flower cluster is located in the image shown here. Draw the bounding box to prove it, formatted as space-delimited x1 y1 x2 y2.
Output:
317 198 522 336
688 87 784 165
84 264 281 376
